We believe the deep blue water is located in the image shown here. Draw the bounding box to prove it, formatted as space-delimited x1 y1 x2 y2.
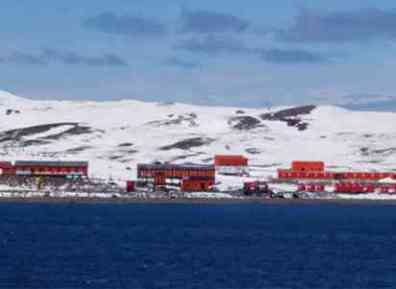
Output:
0 202 396 289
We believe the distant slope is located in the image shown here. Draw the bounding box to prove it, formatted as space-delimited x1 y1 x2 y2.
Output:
342 100 396 112
1 90 396 180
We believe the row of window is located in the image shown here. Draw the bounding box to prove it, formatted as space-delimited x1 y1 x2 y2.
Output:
15 167 87 174
278 170 396 179
138 169 215 178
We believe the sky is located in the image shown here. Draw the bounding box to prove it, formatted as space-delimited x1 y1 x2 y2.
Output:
2 0 396 108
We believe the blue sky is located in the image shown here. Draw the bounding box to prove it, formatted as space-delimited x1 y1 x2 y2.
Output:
2 0 396 108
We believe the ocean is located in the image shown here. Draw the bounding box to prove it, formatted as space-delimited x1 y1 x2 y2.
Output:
0 201 395 289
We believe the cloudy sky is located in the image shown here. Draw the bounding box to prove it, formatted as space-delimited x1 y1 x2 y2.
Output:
2 0 396 108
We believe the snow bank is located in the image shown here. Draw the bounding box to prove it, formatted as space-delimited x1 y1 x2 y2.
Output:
0 184 27 191
185 192 237 199
378 177 396 184
337 193 396 200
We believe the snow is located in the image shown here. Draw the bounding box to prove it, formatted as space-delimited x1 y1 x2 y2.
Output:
337 193 396 200
23 124 75 140
0 91 33 106
269 183 297 193
185 192 236 199
1 89 396 187
378 177 396 184
0 190 123 199
0 184 25 191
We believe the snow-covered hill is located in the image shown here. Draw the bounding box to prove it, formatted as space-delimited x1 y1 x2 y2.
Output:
1 90 396 181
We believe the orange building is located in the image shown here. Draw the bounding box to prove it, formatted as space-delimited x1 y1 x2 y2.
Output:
14 161 88 177
214 155 248 166
181 177 214 192
291 161 324 172
278 161 396 182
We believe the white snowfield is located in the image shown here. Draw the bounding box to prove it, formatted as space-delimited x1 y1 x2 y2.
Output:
378 177 396 184
1 90 396 194
336 194 396 200
185 192 236 199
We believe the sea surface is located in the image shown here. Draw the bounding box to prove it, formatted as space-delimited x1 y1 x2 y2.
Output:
0 201 395 289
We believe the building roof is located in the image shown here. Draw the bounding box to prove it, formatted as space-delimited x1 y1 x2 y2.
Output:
0 161 13 169
138 163 214 170
15 160 88 167
214 155 248 166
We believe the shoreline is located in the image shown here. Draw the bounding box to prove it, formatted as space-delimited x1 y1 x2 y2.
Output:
1 196 396 205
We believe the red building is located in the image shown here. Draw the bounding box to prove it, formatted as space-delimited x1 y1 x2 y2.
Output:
14 161 88 177
297 183 325 192
278 161 396 181
334 183 376 194
0 162 15 175
126 181 135 192
181 177 214 192
137 164 215 189
137 163 215 191
291 161 324 172
278 169 335 180
215 155 248 166
214 155 248 175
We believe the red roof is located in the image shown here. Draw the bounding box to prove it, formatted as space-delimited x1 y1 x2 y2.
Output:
291 161 324 172
0 162 13 169
214 155 248 166
14 161 88 167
